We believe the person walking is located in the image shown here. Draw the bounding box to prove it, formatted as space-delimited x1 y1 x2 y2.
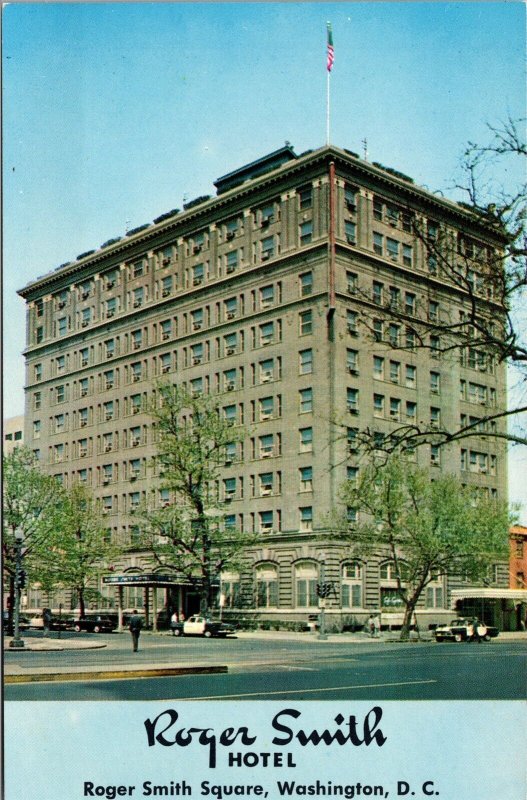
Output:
170 610 179 636
42 607 52 637
469 616 482 643
129 609 143 652
372 613 381 638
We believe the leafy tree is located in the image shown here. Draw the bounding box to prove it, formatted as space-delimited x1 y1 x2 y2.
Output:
35 484 118 618
2 447 64 625
357 117 526 453
142 383 250 613
340 455 511 640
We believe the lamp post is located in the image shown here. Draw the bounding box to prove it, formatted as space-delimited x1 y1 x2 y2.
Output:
9 529 25 649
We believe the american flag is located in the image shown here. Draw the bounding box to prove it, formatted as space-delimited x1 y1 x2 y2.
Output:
327 23 334 72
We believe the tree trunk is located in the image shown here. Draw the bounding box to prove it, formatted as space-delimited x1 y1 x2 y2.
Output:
400 600 418 641
78 587 86 618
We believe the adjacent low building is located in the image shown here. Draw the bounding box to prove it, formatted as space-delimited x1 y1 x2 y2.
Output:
17 143 510 628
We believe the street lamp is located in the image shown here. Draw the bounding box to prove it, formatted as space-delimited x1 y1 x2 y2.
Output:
9 529 25 649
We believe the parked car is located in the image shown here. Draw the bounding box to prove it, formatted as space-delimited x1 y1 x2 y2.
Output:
73 615 116 633
24 612 74 631
433 618 499 642
171 615 236 638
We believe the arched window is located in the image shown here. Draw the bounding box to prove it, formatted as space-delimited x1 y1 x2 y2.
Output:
294 560 318 608
425 571 445 609
379 560 408 609
255 564 278 608
341 561 363 608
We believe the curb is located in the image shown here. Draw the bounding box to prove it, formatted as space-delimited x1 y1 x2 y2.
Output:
5 665 228 684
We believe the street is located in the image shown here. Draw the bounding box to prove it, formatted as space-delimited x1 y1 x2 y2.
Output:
4 630 526 701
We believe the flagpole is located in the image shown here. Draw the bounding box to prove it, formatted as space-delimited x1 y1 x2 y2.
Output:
326 67 330 145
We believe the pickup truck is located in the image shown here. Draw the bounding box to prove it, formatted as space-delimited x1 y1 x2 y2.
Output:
170 615 235 638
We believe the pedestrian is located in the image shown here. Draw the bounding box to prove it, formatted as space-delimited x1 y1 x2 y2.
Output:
170 610 179 636
372 613 381 638
367 614 375 637
42 607 52 637
129 609 143 652
469 616 482 643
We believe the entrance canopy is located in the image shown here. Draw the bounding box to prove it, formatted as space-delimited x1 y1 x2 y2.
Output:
103 573 192 587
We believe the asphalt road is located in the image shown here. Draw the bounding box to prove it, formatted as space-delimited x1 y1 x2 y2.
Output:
4 633 526 701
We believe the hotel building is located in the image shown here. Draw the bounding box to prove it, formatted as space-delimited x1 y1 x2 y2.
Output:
18 144 509 627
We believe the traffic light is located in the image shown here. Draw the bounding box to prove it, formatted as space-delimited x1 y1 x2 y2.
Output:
316 581 333 599
17 570 26 589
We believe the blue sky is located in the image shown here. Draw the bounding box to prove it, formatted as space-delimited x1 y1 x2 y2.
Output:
3 2 526 509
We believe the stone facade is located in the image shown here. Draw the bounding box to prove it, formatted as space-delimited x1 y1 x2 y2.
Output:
18 144 509 626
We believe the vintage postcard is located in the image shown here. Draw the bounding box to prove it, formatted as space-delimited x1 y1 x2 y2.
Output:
3 3 526 800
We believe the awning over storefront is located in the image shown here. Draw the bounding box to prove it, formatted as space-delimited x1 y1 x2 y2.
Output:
451 588 527 604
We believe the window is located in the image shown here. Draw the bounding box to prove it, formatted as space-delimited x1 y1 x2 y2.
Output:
56 355 66 374
34 391 41 410
223 477 236 502
299 466 313 492
259 433 274 458
347 349 358 374
405 364 416 387
428 300 439 322
131 394 142 415
259 510 274 534
299 427 313 452
81 308 91 328
255 564 278 608
373 232 383 255
406 401 417 421
298 185 312 209
132 261 144 278
373 356 384 380
259 472 274 496
103 401 114 421
341 562 363 608
373 198 383 220
295 561 318 607
80 378 89 397
261 236 274 259
299 310 313 335
345 184 357 209
33 420 41 439
191 308 204 330
299 221 313 245
80 347 89 367
260 321 275 346
300 271 313 296
430 407 441 429
260 285 274 309
105 339 116 358
347 388 359 414
389 361 400 384
346 272 358 294
223 404 237 425
300 506 313 531
56 385 65 403
79 408 88 428
161 320 172 341
402 244 413 267
345 220 356 245
224 369 237 393
34 363 42 381
389 398 401 421
131 362 142 382
226 250 238 273
405 292 416 315
372 281 383 304
430 371 440 394
259 358 274 383
259 396 274 420
160 353 171 375
299 349 313 375
373 394 385 417
430 445 441 465
132 287 144 308
104 370 114 390
386 238 399 261
106 297 117 318
193 263 204 285
388 324 400 346
347 427 359 453
58 317 67 337
347 310 358 335
389 286 401 309
161 276 172 297
425 578 444 609
299 388 313 413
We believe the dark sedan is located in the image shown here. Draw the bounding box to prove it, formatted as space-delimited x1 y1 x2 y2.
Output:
73 615 116 633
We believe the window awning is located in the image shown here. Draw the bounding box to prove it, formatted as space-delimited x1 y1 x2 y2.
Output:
103 573 193 587
451 588 527 603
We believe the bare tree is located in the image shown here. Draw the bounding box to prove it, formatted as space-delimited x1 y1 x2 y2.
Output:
355 117 526 454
